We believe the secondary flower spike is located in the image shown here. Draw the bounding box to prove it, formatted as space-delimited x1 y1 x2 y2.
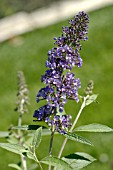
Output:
33 11 89 134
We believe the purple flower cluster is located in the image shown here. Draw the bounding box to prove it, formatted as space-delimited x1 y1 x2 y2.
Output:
33 11 89 134
46 45 82 71
54 11 89 48
45 115 72 134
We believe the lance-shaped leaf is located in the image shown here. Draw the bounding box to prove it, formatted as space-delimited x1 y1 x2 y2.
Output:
42 129 51 136
7 135 18 144
85 94 98 106
32 127 42 150
13 123 47 131
25 129 52 148
28 129 57 137
28 163 38 170
41 156 72 170
74 123 113 132
0 143 28 155
8 164 22 170
27 151 38 162
12 125 34 130
0 131 9 138
63 132 93 146
62 152 96 170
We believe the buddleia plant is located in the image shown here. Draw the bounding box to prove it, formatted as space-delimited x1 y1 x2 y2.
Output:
0 12 113 170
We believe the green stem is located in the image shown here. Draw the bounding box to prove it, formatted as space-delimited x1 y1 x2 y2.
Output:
18 110 27 170
38 161 43 170
48 130 55 170
34 152 43 170
18 114 22 141
49 131 55 156
56 95 89 162
70 95 89 132
48 164 51 170
21 155 27 170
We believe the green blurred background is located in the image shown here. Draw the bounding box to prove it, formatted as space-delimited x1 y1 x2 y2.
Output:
0 1 113 170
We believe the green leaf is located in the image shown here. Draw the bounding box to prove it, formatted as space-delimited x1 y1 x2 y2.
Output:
0 131 9 138
41 153 96 170
62 152 96 170
42 129 51 136
41 156 72 170
85 94 98 106
28 129 57 137
0 143 28 155
28 163 38 170
7 135 18 144
27 151 37 162
13 125 30 130
25 129 51 148
32 127 42 150
13 123 47 130
8 164 22 170
63 132 93 146
74 123 113 132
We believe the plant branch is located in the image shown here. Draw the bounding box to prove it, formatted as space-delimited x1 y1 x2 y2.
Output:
17 111 27 170
48 130 55 170
49 131 55 156
58 95 89 158
70 95 89 132
20 154 27 170
33 152 43 170
53 95 89 170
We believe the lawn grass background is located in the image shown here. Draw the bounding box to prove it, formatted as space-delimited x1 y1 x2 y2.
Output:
0 5 113 170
